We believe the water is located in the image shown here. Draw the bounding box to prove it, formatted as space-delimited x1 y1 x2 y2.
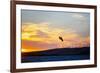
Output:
22 55 90 63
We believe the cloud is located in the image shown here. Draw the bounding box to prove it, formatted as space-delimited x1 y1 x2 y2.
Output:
72 13 86 20
22 40 58 52
37 30 49 38
21 22 90 52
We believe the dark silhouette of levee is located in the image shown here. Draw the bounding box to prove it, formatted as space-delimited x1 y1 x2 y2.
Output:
22 47 90 57
21 47 90 63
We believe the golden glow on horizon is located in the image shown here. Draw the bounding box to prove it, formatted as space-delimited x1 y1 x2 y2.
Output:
21 23 90 53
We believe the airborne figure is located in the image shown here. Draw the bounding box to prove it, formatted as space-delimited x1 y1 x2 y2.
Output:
59 36 63 42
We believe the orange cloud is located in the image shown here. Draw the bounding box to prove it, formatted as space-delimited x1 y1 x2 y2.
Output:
21 23 90 52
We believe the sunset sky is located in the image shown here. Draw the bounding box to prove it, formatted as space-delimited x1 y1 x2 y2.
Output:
21 10 90 53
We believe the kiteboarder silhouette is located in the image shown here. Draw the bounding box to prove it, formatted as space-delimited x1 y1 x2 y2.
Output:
59 36 63 42
59 36 64 48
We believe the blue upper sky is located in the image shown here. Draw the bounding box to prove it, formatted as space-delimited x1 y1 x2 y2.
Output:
21 9 90 37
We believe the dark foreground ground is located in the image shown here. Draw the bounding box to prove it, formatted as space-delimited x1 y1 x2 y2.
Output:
21 47 90 63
